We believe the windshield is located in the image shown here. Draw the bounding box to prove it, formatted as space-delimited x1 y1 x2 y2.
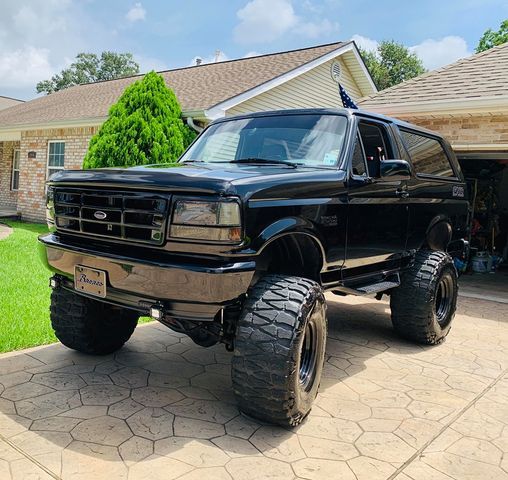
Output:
181 114 348 168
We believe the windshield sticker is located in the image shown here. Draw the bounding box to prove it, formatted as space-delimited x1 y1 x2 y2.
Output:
323 151 339 166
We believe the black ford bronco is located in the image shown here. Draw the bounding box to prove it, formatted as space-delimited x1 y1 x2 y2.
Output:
39 108 469 426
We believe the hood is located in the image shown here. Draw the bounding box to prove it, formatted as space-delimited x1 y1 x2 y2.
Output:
49 163 347 200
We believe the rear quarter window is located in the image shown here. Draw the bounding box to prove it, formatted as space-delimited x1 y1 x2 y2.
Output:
400 129 455 178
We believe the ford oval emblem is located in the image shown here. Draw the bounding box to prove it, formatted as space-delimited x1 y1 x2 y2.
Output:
94 211 107 220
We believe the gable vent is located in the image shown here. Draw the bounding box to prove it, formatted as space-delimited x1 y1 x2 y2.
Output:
330 61 341 83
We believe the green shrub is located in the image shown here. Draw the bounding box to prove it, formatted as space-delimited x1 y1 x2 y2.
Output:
83 71 196 169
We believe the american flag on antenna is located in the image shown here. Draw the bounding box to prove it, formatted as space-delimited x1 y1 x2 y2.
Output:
339 83 358 109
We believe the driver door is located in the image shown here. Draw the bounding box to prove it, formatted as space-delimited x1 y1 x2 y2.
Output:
343 119 409 279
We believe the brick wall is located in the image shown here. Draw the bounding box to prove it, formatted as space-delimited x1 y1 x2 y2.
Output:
0 140 20 210
396 114 508 147
17 126 98 222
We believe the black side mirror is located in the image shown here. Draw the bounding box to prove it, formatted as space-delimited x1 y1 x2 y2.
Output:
380 159 412 181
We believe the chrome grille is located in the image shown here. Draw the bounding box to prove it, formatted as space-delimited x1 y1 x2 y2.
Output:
53 188 170 245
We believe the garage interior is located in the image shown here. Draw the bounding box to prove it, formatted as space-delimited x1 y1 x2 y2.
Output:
458 152 508 303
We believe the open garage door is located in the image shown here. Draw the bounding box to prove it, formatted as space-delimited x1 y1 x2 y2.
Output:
457 152 508 303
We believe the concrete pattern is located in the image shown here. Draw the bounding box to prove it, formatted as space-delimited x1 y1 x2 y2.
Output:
0 294 507 480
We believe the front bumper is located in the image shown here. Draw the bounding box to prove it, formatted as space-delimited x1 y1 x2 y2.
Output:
38 233 255 321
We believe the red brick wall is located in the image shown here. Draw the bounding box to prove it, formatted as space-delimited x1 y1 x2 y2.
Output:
0 141 20 211
17 126 98 222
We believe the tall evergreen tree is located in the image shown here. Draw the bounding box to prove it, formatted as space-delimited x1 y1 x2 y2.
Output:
83 71 196 169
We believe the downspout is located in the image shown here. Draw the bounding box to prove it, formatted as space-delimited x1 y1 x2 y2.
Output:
186 117 203 133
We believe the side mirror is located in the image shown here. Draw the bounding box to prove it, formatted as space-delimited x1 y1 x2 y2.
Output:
380 159 412 181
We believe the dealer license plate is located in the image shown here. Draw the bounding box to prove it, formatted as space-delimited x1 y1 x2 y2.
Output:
74 265 107 298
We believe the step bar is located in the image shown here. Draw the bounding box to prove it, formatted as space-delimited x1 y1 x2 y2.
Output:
332 273 400 297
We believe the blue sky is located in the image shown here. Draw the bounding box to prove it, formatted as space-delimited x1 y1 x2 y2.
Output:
1 0 507 100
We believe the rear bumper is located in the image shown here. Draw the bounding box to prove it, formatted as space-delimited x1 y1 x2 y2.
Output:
38 233 255 320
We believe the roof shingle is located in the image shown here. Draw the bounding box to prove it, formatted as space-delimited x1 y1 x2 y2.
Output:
0 42 346 128
360 42 508 107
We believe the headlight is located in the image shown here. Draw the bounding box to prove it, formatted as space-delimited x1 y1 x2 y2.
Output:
170 199 242 242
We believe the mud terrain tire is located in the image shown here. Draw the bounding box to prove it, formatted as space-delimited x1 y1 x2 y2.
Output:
391 250 457 345
50 288 139 355
232 275 327 427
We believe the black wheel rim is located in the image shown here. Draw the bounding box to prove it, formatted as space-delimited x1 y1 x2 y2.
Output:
299 312 319 392
435 272 453 327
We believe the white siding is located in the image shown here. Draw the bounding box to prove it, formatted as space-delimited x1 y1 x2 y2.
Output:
226 56 363 117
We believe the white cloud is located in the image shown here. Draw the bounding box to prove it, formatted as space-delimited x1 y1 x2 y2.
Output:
299 19 338 38
233 0 338 44
351 34 378 53
350 34 472 71
410 36 471 70
136 55 169 73
0 47 55 88
234 0 298 43
0 1 80 97
126 2 146 23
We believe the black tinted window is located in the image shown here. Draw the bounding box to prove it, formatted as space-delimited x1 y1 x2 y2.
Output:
351 136 367 176
358 122 392 177
401 130 454 177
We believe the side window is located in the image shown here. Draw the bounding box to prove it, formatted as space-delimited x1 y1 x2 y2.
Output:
400 130 454 177
358 122 393 178
47 141 65 179
351 135 367 176
11 149 20 190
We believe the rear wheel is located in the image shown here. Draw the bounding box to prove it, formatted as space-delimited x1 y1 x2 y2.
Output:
390 250 458 345
232 275 327 427
50 288 139 355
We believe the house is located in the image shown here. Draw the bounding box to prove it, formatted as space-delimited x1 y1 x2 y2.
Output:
0 41 375 222
360 42 508 288
0 96 24 111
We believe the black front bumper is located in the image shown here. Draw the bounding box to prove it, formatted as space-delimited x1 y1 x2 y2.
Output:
39 233 256 321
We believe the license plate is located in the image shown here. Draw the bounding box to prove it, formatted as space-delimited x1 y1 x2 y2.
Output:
74 265 107 298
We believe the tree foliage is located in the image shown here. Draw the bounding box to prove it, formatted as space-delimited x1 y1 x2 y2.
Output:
360 40 426 91
476 19 508 53
83 71 196 169
36 52 140 94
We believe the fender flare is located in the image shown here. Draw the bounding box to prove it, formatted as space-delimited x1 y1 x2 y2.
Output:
250 217 326 265
425 215 452 251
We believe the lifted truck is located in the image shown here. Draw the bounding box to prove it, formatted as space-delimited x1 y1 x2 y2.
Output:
39 108 469 426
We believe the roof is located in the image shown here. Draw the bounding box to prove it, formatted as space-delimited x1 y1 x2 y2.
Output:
360 42 508 115
0 41 373 130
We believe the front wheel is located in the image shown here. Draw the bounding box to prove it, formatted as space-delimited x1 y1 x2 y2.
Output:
232 275 327 427
390 250 458 345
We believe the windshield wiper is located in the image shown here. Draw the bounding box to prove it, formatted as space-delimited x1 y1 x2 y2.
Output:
230 158 300 168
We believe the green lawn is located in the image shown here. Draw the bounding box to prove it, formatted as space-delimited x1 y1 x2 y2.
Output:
0 221 151 353
0 221 55 352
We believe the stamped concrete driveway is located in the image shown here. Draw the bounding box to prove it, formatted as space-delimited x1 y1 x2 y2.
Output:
0 294 507 480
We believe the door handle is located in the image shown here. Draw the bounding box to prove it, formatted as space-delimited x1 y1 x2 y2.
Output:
395 189 409 199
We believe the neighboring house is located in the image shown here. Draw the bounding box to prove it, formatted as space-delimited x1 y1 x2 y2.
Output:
0 41 375 222
360 42 508 270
